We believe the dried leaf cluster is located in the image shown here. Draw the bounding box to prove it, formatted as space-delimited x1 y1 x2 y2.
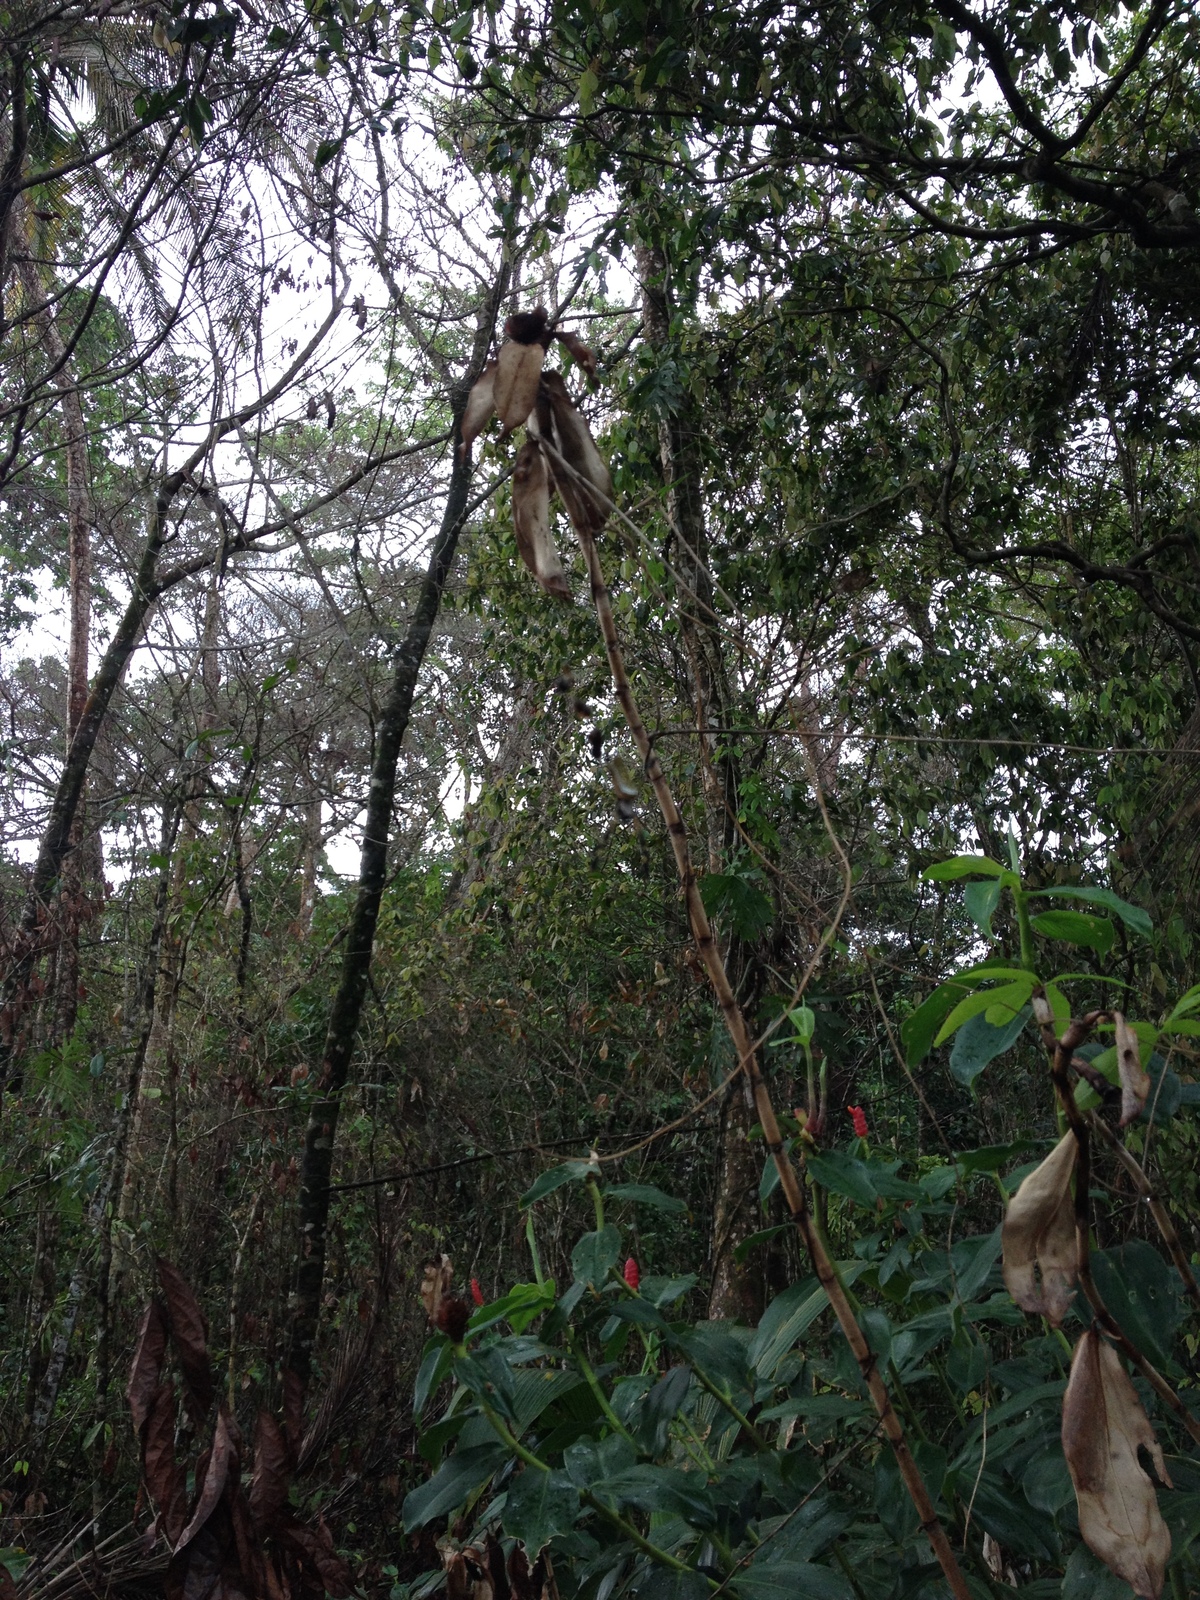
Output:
442 1533 555 1600
128 1260 354 1600
420 1253 471 1343
461 308 611 598
1062 1330 1172 1599
1001 1131 1078 1325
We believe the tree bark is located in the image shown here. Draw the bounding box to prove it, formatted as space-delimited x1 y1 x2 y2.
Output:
634 239 763 1321
285 262 511 1383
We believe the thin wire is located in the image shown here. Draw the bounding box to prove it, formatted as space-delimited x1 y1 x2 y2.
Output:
648 727 1200 758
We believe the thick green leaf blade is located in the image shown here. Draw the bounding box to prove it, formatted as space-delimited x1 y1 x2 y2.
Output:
402 1443 508 1530
520 1161 595 1207
948 1005 1031 1087
603 1182 688 1213
922 855 1005 881
502 1467 578 1552
571 1225 621 1287
1027 884 1151 937
1029 908 1114 953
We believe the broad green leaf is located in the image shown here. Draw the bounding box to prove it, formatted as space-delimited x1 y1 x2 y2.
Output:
571 1225 621 1288
1091 1241 1183 1374
1027 884 1151 937
469 1280 556 1336
635 1364 691 1455
402 1443 508 1530
699 872 774 940
602 1182 688 1213
733 1564 853 1600
934 979 1033 1046
520 1160 596 1207
948 1004 1031 1087
600 1465 716 1526
922 854 1005 880
900 964 1030 1066
805 1150 878 1205
413 1341 454 1421
963 877 1001 937
956 1138 1045 1175
502 1467 578 1552
1061 1542 1133 1600
1167 982 1200 1023
1029 908 1114 953
749 1265 866 1379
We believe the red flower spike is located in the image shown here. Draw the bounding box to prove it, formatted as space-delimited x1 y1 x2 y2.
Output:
848 1105 869 1139
623 1258 640 1291
470 1278 485 1308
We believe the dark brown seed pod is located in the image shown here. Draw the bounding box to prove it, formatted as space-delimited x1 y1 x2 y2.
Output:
504 307 549 345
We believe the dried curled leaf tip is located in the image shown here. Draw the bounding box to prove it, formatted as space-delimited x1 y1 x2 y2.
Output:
459 360 497 458
419 1254 454 1323
504 306 549 345
1063 1330 1171 1598
1114 1012 1151 1126
513 441 570 599
556 327 598 377
495 339 546 434
1001 1130 1078 1325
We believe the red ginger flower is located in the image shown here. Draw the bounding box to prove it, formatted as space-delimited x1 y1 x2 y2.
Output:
847 1105 869 1139
623 1257 640 1290
470 1277 485 1307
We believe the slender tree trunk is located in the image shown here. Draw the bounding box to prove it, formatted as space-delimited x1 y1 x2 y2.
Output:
17 243 94 1043
285 261 511 1383
634 239 763 1321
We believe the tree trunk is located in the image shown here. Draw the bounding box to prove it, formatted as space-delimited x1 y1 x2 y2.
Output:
634 238 763 1322
285 261 512 1383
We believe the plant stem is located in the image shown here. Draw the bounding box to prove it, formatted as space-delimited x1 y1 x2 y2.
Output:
568 507 974 1600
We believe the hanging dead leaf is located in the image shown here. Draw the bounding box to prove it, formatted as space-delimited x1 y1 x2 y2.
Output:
128 1299 169 1435
278 1516 355 1596
281 1366 305 1468
157 1259 215 1427
419 1255 454 1325
608 756 638 800
143 1380 188 1544
249 1410 292 1528
513 441 570 599
541 373 611 535
555 329 597 378
176 1405 240 1554
494 341 545 434
1001 1130 1078 1325
459 361 497 458
1063 1329 1172 1598
1114 1012 1150 1126
505 308 549 345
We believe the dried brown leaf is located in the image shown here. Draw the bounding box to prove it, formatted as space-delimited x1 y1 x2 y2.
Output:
459 362 497 457
281 1368 304 1468
1063 1330 1172 1598
1114 1013 1150 1127
419 1255 454 1325
505 308 549 345
542 373 612 535
1001 1130 1078 1325
143 1380 188 1544
178 1406 240 1554
555 330 597 378
513 441 570 600
278 1518 354 1597
494 342 545 434
249 1411 292 1528
129 1299 169 1435
158 1258 215 1426
230 1486 270 1600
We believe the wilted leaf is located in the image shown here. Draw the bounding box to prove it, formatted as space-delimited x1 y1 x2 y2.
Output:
157 1259 215 1427
278 1516 355 1597
143 1380 187 1544
459 361 496 455
177 1405 240 1553
1114 1013 1150 1127
128 1299 169 1435
1063 1330 1172 1598
542 373 612 534
249 1411 292 1527
512 441 570 599
555 328 597 377
494 341 545 433
1002 1131 1078 1324
419 1255 454 1326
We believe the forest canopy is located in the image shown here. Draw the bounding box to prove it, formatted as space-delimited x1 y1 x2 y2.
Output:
2 1 1200 1598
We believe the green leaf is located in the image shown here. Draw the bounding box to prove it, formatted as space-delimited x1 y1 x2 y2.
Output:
469 1281 556 1336
901 965 1031 1065
1027 884 1151 937
749 1266 866 1380
602 1182 688 1213
1061 1542 1131 1600
934 979 1033 1046
805 1150 877 1206
414 1341 454 1421
520 1160 595 1207
1091 1241 1183 1374
635 1365 692 1455
601 1465 716 1527
402 1443 508 1530
1029 909 1114 953
502 1467 578 1552
956 1138 1045 1175
733 1564 853 1600
922 854 1005 880
571 1225 621 1287
699 872 774 941
948 1005 1031 1088
963 877 1001 938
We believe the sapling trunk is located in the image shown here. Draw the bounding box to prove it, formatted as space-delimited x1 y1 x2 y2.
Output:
570 508 974 1600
